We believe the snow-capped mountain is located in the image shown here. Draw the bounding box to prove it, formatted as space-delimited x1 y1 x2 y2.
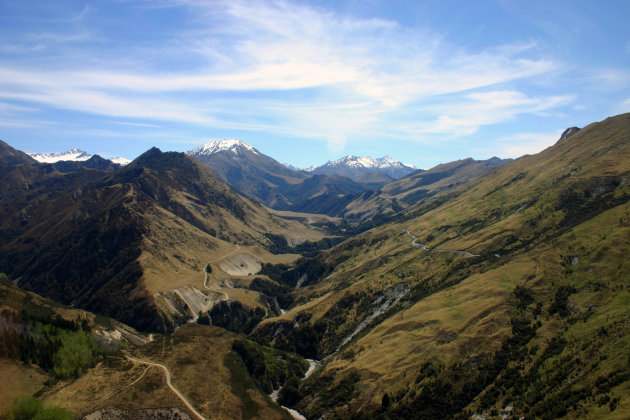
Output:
187 139 260 157
110 157 132 165
309 154 417 180
28 149 92 163
185 139 371 215
28 149 131 166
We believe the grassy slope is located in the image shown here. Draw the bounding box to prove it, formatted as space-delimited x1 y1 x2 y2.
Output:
41 325 292 420
253 114 630 418
1 280 294 420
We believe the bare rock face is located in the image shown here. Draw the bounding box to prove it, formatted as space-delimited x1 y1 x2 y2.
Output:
82 407 191 420
556 126 581 144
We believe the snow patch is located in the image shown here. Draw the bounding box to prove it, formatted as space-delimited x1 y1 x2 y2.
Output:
28 149 130 165
29 149 91 163
187 139 259 156
314 154 416 171
110 157 131 165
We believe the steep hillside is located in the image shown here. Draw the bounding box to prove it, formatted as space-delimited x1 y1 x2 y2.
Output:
251 114 630 419
0 279 302 420
0 278 150 413
0 143 325 332
342 156 511 220
41 324 304 420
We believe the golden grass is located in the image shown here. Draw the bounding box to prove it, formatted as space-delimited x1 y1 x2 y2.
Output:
0 359 47 413
42 325 288 420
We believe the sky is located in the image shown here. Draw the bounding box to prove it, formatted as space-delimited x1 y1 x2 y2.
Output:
0 0 629 169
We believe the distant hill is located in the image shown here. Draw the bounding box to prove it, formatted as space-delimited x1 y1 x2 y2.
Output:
309 154 416 181
28 148 131 166
342 156 511 220
187 140 514 220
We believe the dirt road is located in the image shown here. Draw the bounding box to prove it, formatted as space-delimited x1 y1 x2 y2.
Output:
125 355 206 420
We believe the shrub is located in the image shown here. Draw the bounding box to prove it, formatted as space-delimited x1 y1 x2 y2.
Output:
4 397 73 420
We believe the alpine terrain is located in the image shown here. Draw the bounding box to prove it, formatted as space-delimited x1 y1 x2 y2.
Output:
28 149 131 166
187 139 372 216
1 113 630 420
309 154 416 183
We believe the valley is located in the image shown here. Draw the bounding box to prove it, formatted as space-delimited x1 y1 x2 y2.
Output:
1 114 630 419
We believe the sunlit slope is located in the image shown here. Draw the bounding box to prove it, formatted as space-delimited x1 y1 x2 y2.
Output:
342 156 510 220
253 114 630 418
41 325 295 420
0 280 298 420
0 279 150 413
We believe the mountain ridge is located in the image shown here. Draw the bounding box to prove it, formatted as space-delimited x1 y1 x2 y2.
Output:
0 142 325 332
186 139 370 215
28 148 131 165
248 113 630 419
308 154 416 180
3 115 630 419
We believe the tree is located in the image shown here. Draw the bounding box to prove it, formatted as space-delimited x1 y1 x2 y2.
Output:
204 263 212 274
382 392 391 409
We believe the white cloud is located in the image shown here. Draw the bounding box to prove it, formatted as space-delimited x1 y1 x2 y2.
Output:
385 90 575 140
0 0 568 147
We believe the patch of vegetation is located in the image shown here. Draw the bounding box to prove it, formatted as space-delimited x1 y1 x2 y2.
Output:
207 301 265 334
246 277 294 309
224 353 260 420
292 370 362 417
0 306 101 378
557 177 628 229
549 285 576 317
514 285 535 311
3 397 74 420
258 256 334 288
267 316 328 360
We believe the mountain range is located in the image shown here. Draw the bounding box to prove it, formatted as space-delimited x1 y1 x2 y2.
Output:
186 139 509 217
0 140 323 331
28 148 131 166
187 139 370 215
1 113 630 419
308 154 416 181
24 141 506 219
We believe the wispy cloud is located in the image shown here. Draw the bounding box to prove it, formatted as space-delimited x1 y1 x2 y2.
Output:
485 131 563 159
0 0 569 150
67 5 90 22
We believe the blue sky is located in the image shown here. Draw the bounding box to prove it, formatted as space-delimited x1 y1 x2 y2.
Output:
1 0 629 168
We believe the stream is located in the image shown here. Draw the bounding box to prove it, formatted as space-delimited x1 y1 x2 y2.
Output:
270 359 321 420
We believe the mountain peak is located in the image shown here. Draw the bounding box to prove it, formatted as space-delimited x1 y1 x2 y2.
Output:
320 154 416 171
307 154 417 181
556 126 581 144
187 139 259 157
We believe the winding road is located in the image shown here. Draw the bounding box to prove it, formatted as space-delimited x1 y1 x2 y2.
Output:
125 355 207 420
